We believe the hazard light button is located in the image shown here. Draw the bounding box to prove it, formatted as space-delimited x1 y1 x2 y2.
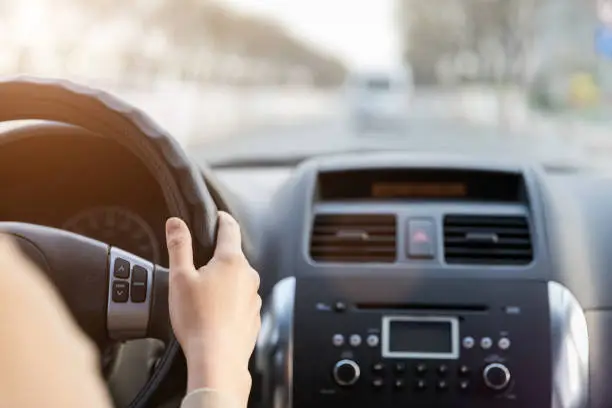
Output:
407 219 436 259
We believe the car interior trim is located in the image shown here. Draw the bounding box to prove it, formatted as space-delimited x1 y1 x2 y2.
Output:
548 281 589 408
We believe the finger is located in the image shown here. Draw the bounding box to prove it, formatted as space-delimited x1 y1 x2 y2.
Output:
251 268 261 291
214 211 243 261
165 217 194 272
254 294 262 316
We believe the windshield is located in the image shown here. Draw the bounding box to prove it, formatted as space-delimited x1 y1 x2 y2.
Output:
6 0 612 165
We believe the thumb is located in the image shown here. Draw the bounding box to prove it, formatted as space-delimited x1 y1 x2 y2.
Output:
165 217 194 272
213 211 243 260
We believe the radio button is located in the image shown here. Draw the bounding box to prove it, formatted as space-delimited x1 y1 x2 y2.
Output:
458 365 471 376
415 363 428 375
366 334 379 347
333 360 360 387
437 364 449 376
394 379 405 389
394 362 406 373
462 336 475 349
372 378 384 389
483 363 511 391
372 362 385 373
332 334 344 347
437 380 449 391
480 337 493 350
349 334 362 347
498 337 511 350
414 379 427 391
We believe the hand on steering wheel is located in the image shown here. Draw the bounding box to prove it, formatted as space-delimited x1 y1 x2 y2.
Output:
167 212 261 407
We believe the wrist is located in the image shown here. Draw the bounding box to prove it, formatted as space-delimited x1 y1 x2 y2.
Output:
185 352 251 395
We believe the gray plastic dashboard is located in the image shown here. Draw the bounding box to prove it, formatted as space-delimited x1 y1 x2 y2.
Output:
210 152 612 408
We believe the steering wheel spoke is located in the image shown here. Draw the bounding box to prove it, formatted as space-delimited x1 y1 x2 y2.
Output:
0 222 173 347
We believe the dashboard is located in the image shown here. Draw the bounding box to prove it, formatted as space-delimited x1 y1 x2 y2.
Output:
0 124 170 265
221 154 607 408
4 120 612 408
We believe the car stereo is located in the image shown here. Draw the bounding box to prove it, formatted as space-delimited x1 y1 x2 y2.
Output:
256 276 589 408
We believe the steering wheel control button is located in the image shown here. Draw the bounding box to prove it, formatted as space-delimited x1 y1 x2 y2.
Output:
458 365 471 376
415 363 428 375
112 281 129 303
480 337 493 350
406 218 436 259
131 283 146 303
107 248 153 340
498 337 511 350
332 334 345 347
462 336 475 349
132 265 147 282
349 334 362 347
483 363 511 391
113 258 130 279
366 334 380 347
333 360 360 387
131 265 148 303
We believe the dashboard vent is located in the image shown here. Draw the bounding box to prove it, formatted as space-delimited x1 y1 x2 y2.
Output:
444 215 533 265
310 214 397 263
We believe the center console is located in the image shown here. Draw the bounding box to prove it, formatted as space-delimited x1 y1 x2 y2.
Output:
255 158 589 408
293 278 551 408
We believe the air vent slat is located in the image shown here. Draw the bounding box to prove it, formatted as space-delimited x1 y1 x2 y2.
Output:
312 237 396 245
444 237 531 246
444 226 529 235
444 215 533 265
310 214 397 263
312 226 396 235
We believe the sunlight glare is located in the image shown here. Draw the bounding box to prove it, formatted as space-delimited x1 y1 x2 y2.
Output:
12 0 51 47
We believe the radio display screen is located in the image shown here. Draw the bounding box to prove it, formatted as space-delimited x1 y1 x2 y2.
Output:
382 316 459 359
389 320 452 353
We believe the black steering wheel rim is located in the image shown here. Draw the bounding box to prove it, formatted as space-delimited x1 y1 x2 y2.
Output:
0 76 218 408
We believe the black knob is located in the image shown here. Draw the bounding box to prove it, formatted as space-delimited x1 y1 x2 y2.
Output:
333 359 360 386
483 363 511 391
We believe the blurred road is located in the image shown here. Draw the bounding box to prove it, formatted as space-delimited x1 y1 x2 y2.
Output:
190 110 585 166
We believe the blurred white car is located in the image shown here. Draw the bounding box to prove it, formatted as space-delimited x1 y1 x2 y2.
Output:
344 69 414 130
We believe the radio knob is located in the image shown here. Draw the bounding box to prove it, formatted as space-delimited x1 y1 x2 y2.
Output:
333 359 361 387
483 363 511 391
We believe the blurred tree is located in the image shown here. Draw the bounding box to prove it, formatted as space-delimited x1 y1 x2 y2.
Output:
399 0 541 86
17 0 346 87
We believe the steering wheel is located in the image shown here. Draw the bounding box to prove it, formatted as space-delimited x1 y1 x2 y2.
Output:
0 77 218 407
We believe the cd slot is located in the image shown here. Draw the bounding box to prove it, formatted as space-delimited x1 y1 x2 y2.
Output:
355 302 488 313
